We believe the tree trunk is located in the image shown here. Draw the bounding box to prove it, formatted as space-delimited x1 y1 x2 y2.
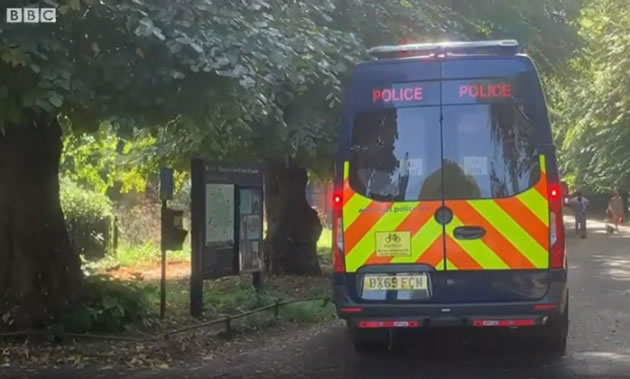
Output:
0 115 82 330
263 160 322 275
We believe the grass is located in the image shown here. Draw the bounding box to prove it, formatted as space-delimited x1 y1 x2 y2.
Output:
107 226 330 269
137 275 334 329
119 226 334 274
85 225 336 329
317 227 332 255
114 242 191 267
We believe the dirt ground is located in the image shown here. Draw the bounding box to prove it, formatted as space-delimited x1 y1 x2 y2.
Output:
100 260 192 281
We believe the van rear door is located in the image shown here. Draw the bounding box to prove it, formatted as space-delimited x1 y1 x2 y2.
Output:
438 58 553 302
342 61 447 274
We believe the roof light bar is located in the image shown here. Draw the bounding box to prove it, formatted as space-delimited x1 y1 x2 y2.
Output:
368 39 519 59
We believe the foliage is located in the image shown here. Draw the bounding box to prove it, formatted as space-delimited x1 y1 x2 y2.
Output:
317 227 332 255
0 0 584 183
56 275 150 333
444 0 585 73
61 122 157 194
60 176 115 260
549 0 630 192
114 199 161 246
281 301 335 323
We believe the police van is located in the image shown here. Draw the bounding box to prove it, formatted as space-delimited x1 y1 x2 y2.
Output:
332 40 568 352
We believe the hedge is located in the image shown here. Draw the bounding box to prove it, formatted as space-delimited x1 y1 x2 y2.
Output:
60 177 116 260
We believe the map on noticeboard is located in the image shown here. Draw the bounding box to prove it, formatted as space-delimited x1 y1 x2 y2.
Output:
205 184 234 246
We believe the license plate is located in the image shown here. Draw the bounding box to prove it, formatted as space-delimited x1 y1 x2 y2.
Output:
363 274 428 291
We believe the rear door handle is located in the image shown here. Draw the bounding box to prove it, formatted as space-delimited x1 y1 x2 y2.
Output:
453 226 486 240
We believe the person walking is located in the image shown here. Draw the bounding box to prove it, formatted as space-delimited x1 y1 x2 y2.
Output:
568 191 589 238
608 190 624 232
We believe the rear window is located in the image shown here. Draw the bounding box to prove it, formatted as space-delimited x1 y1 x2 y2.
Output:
349 107 442 201
442 103 540 199
348 79 541 201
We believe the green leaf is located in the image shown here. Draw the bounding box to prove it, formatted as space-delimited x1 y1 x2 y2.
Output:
101 295 119 310
49 93 64 108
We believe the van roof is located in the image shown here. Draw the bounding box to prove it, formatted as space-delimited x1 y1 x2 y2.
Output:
367 39 520 61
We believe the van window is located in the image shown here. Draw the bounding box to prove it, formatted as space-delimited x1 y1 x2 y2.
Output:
349 107 442 201
441 103 540 199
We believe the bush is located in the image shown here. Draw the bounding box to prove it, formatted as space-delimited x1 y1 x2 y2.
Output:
56 275 150 333
281 301 335 323
114 199 161 246
60 177 115 261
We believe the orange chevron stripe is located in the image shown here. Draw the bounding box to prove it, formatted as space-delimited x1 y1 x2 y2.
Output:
448 201 536 269
444 235 483 270
363 202 442 265
416 236 444 269
534 174 548 198
495 197 548 249
344 201 393 255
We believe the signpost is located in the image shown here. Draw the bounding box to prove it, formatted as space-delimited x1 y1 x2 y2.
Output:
190 159 264 317
159 168 188 319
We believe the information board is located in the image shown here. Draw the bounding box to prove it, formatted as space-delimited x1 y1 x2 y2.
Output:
205 184 234 245
190 159 264 317
239 188 263 273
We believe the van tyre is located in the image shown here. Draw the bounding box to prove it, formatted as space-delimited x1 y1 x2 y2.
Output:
347 322 389 353
543 299 569 355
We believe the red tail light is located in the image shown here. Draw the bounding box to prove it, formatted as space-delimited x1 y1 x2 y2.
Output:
359 320 420 328
332 191 343 208
340 307 363 313
472 319 536 327
534 304 557 310
332 191 345 273
548 182 566 268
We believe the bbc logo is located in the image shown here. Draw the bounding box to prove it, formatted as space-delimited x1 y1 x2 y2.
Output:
6 8 57 23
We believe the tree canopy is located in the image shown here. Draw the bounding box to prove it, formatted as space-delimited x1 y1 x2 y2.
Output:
548 0 630 192
2 0 584 182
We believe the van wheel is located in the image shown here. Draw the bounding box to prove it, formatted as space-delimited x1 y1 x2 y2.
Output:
543 299 569 355
347 322 389 353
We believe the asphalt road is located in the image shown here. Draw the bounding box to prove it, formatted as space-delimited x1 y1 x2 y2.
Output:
3 218 630 379
207 218 630 379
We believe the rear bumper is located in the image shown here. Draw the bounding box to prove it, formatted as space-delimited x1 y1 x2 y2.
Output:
334 270 568 328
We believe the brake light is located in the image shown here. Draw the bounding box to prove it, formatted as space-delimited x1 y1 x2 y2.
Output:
548 182 566 268
359 320 419 328
341 307 363 313
534 304 557 310
472 319 536 327
332 191 345 273
333 192 342 208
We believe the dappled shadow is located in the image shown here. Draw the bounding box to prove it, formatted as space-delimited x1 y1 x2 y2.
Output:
336 328 575 378
592 255 630 282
